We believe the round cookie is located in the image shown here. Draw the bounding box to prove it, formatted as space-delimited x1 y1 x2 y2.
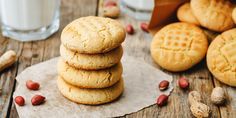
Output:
191 0 234 32
177 3 200 25
207 28 236 87
233 7 236 24
150 22 208 72
61 16 126 54
60 44 123 70
57 59 122 88
57 76 124 105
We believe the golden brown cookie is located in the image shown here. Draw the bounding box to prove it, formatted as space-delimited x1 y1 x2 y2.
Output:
177 3 200 25
57 76 124 105
207 28 236 86
191 0 234 32
60 44 123 70
151 22 208 72
61 16 126 54
57 59 122 88
232 7 236 24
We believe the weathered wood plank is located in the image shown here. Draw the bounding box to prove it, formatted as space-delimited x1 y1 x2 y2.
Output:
7 42 33 118
9 40 45 118
7 0 98 118
0 38 22 118
213 78 236 118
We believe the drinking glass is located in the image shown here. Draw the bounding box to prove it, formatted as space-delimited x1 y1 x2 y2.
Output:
120 0 154 21
0 0 60 41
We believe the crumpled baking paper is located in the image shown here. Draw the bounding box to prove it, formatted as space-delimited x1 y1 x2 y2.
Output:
13 54 173 118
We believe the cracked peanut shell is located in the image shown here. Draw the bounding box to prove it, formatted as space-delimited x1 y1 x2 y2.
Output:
188 91 202 106
190 102 211 118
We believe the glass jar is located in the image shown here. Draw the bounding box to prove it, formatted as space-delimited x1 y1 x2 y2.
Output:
0 0 60 41
120 0 154 21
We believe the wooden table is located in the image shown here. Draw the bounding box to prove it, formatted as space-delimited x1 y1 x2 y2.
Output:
1 0 236 117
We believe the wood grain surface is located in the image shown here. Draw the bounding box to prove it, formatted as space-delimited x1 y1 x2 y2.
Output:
0 0 235 118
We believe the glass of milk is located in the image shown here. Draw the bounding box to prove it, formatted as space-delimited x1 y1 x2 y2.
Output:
0 0 60 41
120 0 154 21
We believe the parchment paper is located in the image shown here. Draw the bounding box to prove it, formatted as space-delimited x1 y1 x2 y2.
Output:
13 54 173 118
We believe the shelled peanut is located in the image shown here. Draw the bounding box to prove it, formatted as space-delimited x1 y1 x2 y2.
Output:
15 80 46 106
140 23 149 32
178 77 189 89
15 96 25 106
26 80 40 90
126 24 134 34
103 1 120 18
156 94 168 107
31 95 46 106
159 80 169 91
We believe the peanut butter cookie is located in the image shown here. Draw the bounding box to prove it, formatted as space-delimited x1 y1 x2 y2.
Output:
232 7 236 24
57 76 124 105
57 59 122 88
191 0 234 32
177 3 200 25
61 16 125 54
207 28 236 86
60 44 123 70
151 22 208 72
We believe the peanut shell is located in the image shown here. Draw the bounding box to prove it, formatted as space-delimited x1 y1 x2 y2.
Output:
188 91 202 105
190 102 211 118
211 87 225 105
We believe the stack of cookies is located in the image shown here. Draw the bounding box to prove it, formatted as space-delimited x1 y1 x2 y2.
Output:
57 16 126 105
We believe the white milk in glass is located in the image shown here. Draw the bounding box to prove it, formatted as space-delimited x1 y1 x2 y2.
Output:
0 0 60 41
120 0 154 20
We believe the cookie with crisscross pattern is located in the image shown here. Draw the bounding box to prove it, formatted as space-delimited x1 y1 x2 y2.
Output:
61 16 125 54
151 22 208 72
191 0 234 32
207 28 236 86
177 3 200 25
